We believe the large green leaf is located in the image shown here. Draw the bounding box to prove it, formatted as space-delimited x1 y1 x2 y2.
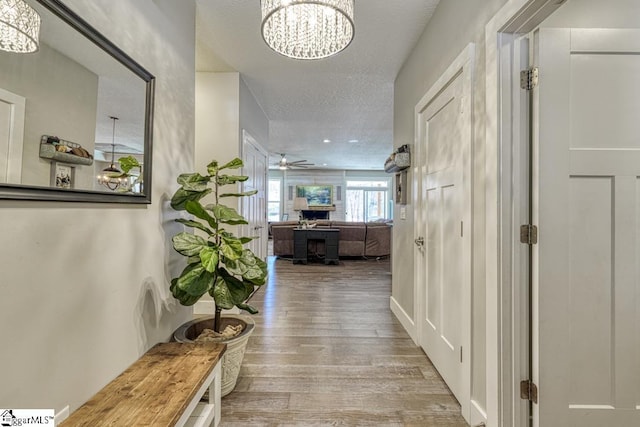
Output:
170 187 212 211
206 160 219 176
222 249 267 285
170 278 202 306
220 242 242 261
200 246 219 273
185 200 217 229
176 264 213 296
211 277 234 309
222 235 244 255
118 156 140 174
219 270 252 302
212 204 248 225
172 232 208 257
219 158 244 170
175 218 213 235
217 174 249 186
177 173 210 192
237 302 259 315
241 251 268 285
220 230 253 243
219 189 258 198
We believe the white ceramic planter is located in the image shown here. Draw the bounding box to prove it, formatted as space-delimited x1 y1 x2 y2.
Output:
173 314 255 397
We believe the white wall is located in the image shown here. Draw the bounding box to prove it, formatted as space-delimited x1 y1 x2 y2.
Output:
0 42 98 188
194 72 268 313
393 0 508 417
196 72 240 175
0 0 196 414
542 0 640 28
195 72 268 190
239 76 269 151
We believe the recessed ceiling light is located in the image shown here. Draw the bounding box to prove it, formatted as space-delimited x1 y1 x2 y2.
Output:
323 139 331 143
323 163 328 166
348 139 359 143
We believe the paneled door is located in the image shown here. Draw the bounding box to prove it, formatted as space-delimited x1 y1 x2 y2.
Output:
533 28 640 426
241 130 268 260
414 45 473 423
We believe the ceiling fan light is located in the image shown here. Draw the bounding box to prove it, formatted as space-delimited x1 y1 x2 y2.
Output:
0 0 40 53
261 0 354 60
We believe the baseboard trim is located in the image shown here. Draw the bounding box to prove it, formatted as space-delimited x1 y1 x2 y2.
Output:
390 296 417 344
55 406 69 424
470 399 488 426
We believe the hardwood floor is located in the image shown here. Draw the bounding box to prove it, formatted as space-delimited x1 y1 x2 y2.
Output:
219 256 468 426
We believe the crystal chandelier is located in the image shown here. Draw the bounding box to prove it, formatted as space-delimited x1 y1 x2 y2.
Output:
0 0 40 53
261 0 354 60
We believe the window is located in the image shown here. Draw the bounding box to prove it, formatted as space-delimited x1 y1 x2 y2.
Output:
345 180 391 222
268 178 282 221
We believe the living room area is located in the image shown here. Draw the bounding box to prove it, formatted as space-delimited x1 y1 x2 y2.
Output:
267 169 393 261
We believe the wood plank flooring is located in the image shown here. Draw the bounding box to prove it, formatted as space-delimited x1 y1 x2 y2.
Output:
219 256 468 426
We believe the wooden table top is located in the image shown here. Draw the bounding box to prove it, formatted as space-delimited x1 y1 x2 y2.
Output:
61 342 226 427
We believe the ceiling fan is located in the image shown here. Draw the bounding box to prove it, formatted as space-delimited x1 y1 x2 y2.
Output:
274 153 314 169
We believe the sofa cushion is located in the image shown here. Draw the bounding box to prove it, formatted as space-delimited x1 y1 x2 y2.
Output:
365 223 391 257
271 223 297 256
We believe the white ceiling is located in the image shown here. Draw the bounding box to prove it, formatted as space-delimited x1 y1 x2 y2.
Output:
196 0 440 170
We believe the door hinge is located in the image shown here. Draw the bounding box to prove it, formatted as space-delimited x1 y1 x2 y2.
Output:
520 67 539 90
520 379 538 403
520 224 538 245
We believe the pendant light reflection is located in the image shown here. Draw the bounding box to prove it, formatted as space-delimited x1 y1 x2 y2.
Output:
0 0 41 53
97 116 127 191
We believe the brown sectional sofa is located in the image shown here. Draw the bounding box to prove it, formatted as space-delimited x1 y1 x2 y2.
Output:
271 220 391 258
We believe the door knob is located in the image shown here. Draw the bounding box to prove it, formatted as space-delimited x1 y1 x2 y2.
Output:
254 225 264 230
414 237 424 247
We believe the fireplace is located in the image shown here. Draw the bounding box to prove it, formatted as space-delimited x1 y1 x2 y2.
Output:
301 210 329 220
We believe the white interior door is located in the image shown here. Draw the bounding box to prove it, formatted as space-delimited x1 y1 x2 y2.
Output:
533 28 640 427
241 130 268 260
415 45 473 422
0 88 25 184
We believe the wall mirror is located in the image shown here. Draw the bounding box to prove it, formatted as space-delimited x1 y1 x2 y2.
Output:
0 0 154 203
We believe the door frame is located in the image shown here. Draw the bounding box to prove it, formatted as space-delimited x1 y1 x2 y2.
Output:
413 43 475 424
0 87 26 184
485 1 565 426
241 129 269 260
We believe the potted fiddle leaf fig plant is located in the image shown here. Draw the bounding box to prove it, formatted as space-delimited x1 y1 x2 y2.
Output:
169 157 267 396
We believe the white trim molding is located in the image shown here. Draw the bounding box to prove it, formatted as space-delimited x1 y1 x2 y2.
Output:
485 1 564 426
390 296 417 343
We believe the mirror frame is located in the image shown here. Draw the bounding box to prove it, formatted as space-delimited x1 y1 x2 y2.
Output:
0 0 155 204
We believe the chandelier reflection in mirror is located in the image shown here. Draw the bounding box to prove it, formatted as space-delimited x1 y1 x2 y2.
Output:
97 116 128 191
261 0 354 60
0 0 40 53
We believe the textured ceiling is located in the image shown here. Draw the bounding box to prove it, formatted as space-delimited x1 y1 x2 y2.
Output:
196 0 440 170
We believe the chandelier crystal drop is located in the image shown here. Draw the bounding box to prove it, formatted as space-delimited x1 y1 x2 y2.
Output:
0 0 40 53
261 0 354 60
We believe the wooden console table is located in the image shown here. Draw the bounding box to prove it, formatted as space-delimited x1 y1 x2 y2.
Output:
61 342 226 427
293 228 339 265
